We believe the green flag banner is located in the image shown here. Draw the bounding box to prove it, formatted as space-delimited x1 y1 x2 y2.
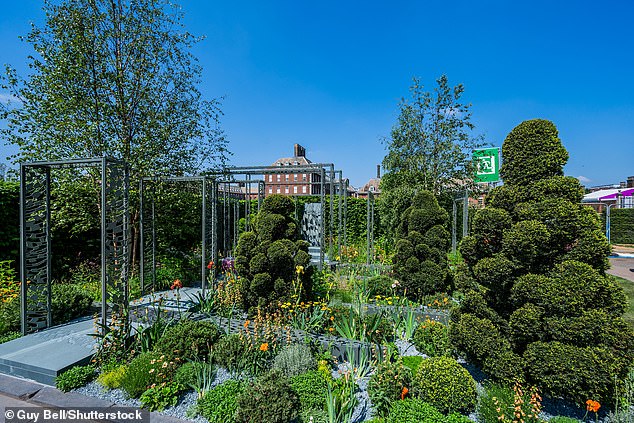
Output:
473 147 500 183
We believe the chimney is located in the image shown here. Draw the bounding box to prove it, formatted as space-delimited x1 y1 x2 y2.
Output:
376 164 381 179
294 144 305 158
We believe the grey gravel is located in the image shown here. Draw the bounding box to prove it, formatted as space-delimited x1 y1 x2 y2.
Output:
394 338 422 357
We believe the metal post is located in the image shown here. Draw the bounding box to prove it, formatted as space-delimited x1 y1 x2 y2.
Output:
606 204 613 243
101 158 107 332
202 178 207 291
462 189 469 239
45 168 52 327
338 171 343 261
151 181 156 291
320 167 325 268
344 179 348 258
452 198 458 254
329 164 334 260
139 179 145 293
211 180 218 275
19 164 26 335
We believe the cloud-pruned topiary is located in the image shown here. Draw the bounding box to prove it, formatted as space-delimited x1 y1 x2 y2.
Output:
392 190 450 299
453 119 633 404
234 195 313 313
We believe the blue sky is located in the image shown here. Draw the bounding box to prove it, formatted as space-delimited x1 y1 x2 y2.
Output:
1 0 633 188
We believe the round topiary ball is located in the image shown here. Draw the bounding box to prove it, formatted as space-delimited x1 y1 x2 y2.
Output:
413 356 477 414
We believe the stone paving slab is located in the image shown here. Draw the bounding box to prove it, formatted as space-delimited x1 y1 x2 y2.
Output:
29 387 116 409
0 288 199 386
0 374 44 400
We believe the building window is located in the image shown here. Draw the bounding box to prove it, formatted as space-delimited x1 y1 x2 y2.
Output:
277 175 280 182
294 174 297 181
277 187 281 193
269 175 273 182
268 187 272 194
285 187 289 194
293 186 298 194
302 174 307 181
285 174 289 181
302 186 307 194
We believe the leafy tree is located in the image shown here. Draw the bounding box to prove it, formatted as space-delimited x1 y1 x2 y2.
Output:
0 0 229 268
381 75 485 195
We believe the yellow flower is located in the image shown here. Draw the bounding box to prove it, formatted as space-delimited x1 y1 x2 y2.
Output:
295 265 304 275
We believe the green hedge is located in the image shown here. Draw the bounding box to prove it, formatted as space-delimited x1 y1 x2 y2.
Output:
605 208 634 244
0 181 19 264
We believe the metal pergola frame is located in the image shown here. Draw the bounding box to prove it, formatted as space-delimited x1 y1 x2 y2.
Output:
139 176 265 294
20 157 130 335
211 164 348 268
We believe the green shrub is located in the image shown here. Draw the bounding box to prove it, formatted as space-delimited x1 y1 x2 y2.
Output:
445 414 472 423
56 365 95 392
368 358 413 417
235 370 300 423
139 381 180 411
499 119 567 186
548 417 580 423
449 314 508 366
386 399 444 423
401 356 423 374
509 304 544 350
154 319 221 361
524 341 627 404
51 284 93 324
120 352 179 398
477 383 515 423
367 275 396 296
0 330 20 344
273 343 316 378
97 365 127 389
213 333 247 371
290 370 330 412
413 356 477 414
0 297 20 335
412 319 450 357
197 380 245 423
174 361 200 388
481 348 524 386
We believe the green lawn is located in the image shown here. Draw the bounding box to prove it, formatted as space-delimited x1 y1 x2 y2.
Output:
613 275 634 327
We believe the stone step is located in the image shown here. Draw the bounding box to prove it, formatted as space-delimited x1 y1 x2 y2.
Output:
0 287 202 386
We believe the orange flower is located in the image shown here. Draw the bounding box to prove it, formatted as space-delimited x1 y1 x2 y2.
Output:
207 261 214 270
586 399 600 413
244 320 250 328
259 343 269 352
170 279 182 290
401 386 409 400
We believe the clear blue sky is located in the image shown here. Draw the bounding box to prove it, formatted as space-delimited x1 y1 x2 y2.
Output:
1 0 633 188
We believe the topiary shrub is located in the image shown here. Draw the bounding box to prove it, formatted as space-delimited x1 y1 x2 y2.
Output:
197 380 245 423
401 356 423 374
413 356 477 414
235 195 314 312
153 319 222 361
235 370 300 423
290 370 330 412
455 119 634 402
56 365 95 392
272 343 316 377
368 358 413 417
392 191 450 299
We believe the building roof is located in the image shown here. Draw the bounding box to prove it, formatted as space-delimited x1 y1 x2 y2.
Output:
272 156 311 166
358 177 381 194
582 188 630 203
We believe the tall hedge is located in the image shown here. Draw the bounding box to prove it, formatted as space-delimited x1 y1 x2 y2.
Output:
0 181 19 265
453 119 633 404
605 208 634 245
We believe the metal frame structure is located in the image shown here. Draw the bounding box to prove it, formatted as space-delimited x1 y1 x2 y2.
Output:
20 157 130 335
451 190 470 254
210 164 347 268
139 176 265 293
366 191 375 265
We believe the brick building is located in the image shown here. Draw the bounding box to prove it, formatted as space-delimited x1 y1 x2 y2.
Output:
264 144 327 196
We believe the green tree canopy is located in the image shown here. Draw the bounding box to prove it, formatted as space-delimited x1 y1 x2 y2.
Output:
381 75 486 195
1 0 228 177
